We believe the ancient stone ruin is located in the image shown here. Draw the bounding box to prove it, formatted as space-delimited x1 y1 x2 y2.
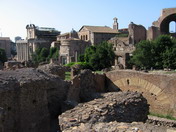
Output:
59 91 149 131
1 67 176 132
0 68 70 132
38 63 66 80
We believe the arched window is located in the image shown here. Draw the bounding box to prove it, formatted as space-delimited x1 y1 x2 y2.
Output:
169 21 176 33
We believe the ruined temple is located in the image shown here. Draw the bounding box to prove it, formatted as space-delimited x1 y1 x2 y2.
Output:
16 24 60 62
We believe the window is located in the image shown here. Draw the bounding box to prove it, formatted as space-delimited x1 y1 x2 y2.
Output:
169 21 176 33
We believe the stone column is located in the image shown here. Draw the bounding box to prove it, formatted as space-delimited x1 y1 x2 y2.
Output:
16 43 19 61
27 43 29 61
18 43 20 61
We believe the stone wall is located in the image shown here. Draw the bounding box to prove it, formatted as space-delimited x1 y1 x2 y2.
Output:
67 70 106 103
128 23 146 44
0 68 70 132
106 70 176 117
147 26 160 40
38 63 65 79
0 37 11 58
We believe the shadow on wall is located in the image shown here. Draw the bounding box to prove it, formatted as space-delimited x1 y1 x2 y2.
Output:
105 77 121 92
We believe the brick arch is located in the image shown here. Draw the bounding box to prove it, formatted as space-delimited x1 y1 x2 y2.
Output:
153 8 176 37
113 77 171 114
160 13 176 35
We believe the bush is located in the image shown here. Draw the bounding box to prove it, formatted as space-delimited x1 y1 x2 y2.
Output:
64 62 76 67
84 41 115 70
32 47 59 64
131 35 176 69
65 62 91 70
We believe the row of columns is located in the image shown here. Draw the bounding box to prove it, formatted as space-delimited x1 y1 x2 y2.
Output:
16 42 30 62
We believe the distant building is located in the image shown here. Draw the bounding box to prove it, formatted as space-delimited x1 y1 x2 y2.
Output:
109 22 146 68
0 37 11 58
58 29 90 65
15 36 22 42
16 24 60 62
78 18 118 45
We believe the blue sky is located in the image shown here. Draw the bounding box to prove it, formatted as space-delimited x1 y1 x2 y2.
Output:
0 0 175 41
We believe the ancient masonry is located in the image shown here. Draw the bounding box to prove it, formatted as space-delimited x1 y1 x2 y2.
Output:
15 8 176 67
16 24 60 62
1 66 176 131
106 70 176 117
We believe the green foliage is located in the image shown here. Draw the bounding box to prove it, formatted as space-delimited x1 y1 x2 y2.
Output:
65 72 71 80
48 47 59 59
131 40 154 69
0 48 7 63
84 41 115 70
39 48 49 62
131 35 176 69
64 62 75 67
149 112 176 121
65 62 91 69
32 47 59 64
116 33 128 37
78 54 85 62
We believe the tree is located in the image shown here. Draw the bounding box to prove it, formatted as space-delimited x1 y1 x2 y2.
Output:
84 41 115 70
48 47 59 59
131 40 154 69
39 48 49 62
131 35 176 69
0 48 7 63
78 54 85 62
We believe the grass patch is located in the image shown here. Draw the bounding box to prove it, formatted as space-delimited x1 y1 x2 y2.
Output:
149 112 176 121
165 71 176 74
95 71 104 74
65 72 71 80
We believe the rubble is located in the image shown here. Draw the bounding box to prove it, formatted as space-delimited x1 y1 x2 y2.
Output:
59 91 149 131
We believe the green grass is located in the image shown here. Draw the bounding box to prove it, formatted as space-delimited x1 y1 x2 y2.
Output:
65 72 71 80
165 70 176 74
149 112 176 121
95 71 104 74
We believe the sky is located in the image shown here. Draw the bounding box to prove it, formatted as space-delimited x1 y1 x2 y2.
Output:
0 0 176 41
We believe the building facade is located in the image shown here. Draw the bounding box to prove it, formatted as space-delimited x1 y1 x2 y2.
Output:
58 29 90 65
78 19 118 45
109 22 146 68
0 37 11 58
16 24 60 62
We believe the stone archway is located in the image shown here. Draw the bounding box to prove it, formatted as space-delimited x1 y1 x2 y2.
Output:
113 77 172 115
153 8 176 37
160 13 176 37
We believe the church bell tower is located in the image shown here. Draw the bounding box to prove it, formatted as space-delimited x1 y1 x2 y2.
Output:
113 17 118 30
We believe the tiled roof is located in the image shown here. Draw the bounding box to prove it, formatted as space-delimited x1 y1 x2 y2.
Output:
80 26 118 34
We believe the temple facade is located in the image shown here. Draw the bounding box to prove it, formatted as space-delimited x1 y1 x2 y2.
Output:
16 24 60 62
